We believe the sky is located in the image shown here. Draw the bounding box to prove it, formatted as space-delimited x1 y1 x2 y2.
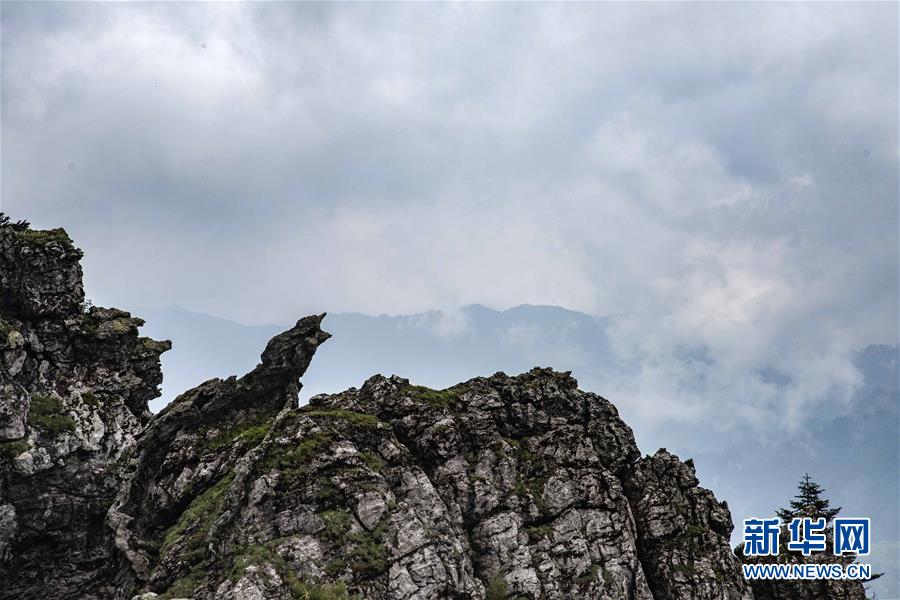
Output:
2 2 898 437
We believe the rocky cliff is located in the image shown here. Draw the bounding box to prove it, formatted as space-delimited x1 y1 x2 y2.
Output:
0 220 170 598
0 220 864 600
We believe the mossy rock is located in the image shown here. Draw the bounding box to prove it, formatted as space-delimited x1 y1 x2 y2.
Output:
199 416 273 454
81 392 102 407
576 564 600 585
14 227 76 250
359 450 383 472
0 440 29 459
301 409 382 429
523 522 553 543
403 384 465 408
159 475 234 565
261 431 335 483
0 317 14 336
485 575 508 600
228 542 352 599
27 394 76 435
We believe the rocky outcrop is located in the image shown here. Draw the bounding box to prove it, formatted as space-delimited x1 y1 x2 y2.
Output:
0 221 170 598
6 218 852 600
107 314 331 595
624 451 752 600
110 358 749 600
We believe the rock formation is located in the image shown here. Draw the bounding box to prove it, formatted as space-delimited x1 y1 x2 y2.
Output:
0 219 867 600
0 221 170 598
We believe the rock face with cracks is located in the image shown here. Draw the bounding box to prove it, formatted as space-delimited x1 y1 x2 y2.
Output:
115 360 745 600
0 220 867 600
0 221 170 599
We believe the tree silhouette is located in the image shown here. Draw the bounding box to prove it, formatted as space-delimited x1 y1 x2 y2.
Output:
776 473 841 522
0 213 30 231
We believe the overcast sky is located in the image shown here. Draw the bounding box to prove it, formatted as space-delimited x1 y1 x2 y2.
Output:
2 2 897 433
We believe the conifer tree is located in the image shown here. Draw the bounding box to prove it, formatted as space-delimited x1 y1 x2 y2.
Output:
776 473 841 521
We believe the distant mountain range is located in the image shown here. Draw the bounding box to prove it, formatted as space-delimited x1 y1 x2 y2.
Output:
131 304 898 599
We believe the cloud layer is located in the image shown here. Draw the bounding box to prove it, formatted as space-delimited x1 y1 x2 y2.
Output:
2 2 897 433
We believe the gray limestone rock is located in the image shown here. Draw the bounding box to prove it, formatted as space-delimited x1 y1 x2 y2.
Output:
0 221 169 599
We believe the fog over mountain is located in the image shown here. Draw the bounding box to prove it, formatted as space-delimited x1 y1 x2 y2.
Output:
133 304 898 599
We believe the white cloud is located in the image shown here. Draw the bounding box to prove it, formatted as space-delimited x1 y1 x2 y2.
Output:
1 2 896 436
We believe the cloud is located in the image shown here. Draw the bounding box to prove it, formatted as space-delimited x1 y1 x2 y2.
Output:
1 2 897 435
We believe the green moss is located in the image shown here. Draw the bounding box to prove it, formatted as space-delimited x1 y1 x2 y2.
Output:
229 544 281 582
514 444 540 464
713 565 726 582
510 441 552 514
360 451 384 472
0 318 12 336
576 564 600 585
674 562 696 577
523 523 553 543
159 571 202 599
485 575 508 600
0 440 29 459
320 510 354 544
81 392 101 407
200 418 272 454
324 557 347 578
15 227 75 249
403 384 464 408
514 477 530 498
660 527 703 552
301 409 382 428
228 543 351 599
529 478 551 512
313 481 344 504
78 316 135 337
109 447 134 474
347 534 390 578
262 432 335 483
159 475 233 565
261 427 383 496
289 580 350 600
347 519 390 579
105 318 133 334
685 524 710 537
317 510 390 579
27 394 76 435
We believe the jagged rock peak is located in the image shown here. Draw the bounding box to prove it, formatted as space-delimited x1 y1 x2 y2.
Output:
246 313 332 396
109 343 750 600
0 220 84 317
107 313 332 592
0 218 170 599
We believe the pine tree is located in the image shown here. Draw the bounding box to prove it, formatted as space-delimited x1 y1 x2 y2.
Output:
776 473 841 521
